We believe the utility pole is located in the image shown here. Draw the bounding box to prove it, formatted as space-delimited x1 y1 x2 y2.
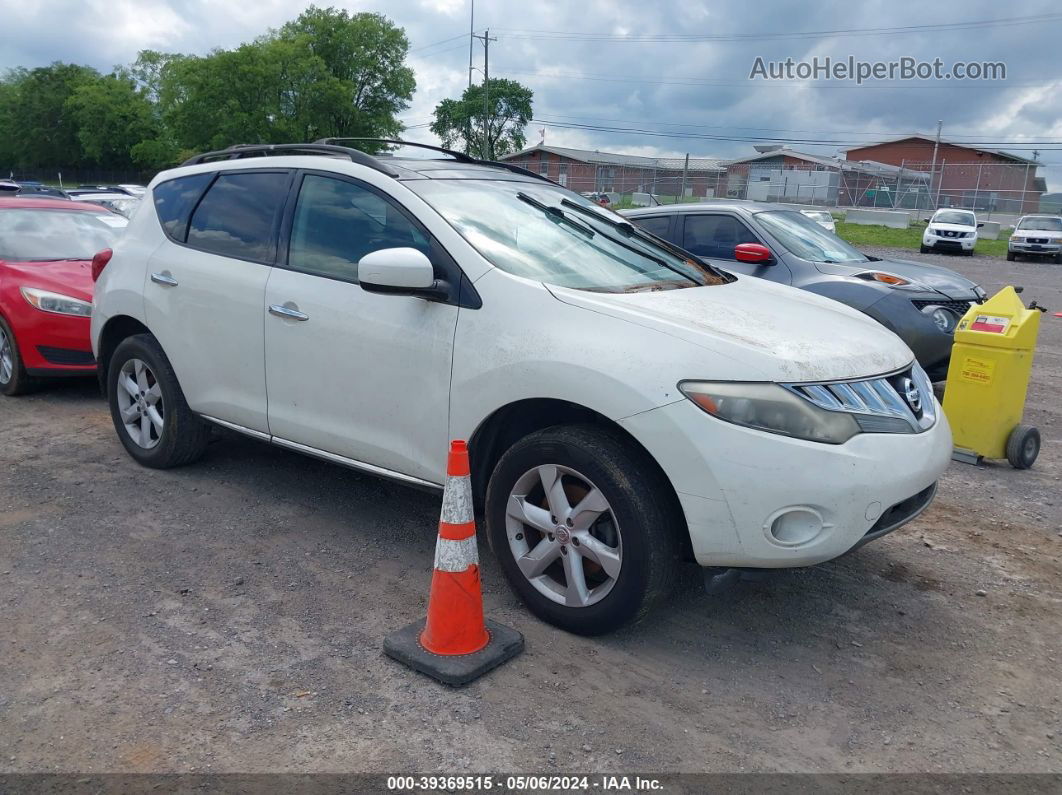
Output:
467 0 474 89
928 119 942 213
472 28 497 160
680 153 689 198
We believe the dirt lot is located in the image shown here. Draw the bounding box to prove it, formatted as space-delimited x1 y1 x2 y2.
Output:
2 250 1060 776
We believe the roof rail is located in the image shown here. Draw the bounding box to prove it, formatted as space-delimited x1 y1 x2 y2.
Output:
180 143 399 177
313 137 553 183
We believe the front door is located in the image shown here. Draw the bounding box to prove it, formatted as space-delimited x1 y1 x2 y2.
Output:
680 213 793 283
263 172 458 483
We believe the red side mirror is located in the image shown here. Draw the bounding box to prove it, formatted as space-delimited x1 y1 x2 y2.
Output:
734 243 773 264
91 248 113 282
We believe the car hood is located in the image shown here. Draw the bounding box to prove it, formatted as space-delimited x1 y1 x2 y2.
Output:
813 256 981 300
546 277 913 383
1015 229 1062 239
928 222 976 233
1 258 94 303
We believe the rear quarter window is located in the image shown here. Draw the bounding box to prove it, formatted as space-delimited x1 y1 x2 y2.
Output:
152 173 213 242
631 215 672 241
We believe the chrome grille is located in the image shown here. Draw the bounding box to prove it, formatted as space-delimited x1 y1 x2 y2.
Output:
783 364 936 434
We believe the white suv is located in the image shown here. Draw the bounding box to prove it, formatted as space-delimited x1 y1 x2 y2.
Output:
921 209 979 255
91 142 952 635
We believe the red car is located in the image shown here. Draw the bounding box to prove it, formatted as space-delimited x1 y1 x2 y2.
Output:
0 197 127 395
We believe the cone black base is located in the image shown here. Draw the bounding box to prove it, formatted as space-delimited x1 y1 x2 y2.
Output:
384 618 524 686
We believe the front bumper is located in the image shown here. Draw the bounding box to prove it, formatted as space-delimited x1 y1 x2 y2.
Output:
4 302 95 376
620 397 952 568
923 232 974 251
1009 241 1061 255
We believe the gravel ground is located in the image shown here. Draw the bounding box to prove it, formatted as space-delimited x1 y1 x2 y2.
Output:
1 248 1060 775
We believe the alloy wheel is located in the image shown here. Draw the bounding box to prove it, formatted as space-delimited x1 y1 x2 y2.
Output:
0 326 12 384
116 358 164 449
505 464 622 607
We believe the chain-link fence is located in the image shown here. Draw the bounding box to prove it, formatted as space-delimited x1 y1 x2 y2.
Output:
3 167 154 188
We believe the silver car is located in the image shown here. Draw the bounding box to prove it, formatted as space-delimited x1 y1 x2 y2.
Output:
1008 215 1062 263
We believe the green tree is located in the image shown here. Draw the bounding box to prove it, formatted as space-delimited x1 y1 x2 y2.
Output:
65 73 158 167
2 63 100 167
278 6 415 148
430 78 533 159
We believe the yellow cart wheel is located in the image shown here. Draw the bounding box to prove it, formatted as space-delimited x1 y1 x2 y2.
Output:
1006 425 1040 470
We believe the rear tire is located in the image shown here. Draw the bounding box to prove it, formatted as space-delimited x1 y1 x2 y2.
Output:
107 334 210 468
485 424 682 635
0 315 39 397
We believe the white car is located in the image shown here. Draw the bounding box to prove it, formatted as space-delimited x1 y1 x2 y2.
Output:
800 209 836 234
1007 215 1062 263
921 209 979 255
91 142 952 635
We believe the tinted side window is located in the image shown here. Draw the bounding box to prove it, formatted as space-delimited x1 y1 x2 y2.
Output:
153 173 212 242
287 174 430 283
186 172 289 262
682 215 759 259
632 215 672 241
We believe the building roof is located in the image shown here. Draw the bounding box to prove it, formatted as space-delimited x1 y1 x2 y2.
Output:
722 149 842 169
839 134 1038 165
722 148 930 178
499 143 725 172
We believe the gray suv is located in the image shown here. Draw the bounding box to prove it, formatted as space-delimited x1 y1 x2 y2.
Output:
623 202 985 381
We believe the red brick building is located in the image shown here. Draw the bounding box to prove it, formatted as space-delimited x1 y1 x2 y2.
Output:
843 135 1042 213
500 143 724 199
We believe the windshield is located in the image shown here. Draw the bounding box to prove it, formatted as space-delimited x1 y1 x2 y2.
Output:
0 208 127 261
755 210 868 264
932 211 976 226
408 180 725 291
803 211 832 222
1017 217 1062 232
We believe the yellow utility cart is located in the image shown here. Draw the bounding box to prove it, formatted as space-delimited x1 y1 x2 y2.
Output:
943 286 1043 468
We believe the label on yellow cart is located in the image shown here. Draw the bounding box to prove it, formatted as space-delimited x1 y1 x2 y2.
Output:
959 355 996 385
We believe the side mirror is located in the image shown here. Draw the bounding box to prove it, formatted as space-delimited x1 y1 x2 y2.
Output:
734 243 773 264
977 222 985 228
358 248 449 300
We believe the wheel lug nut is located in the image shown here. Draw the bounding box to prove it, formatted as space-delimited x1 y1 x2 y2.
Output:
560 546 568 555
566 518 573 527
572 537 580 547
515 533 523 541
550 515 557 524
547 533 554 541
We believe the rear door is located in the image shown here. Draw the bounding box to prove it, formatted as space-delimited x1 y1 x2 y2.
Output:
144 169 292 432
262 171 459 483
679 212 792 283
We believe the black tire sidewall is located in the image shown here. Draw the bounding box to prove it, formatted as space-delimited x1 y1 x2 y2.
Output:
106 334 203 468
0 314 34 396
485 425 674 635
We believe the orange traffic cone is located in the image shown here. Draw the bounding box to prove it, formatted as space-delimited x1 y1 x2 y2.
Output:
384 440 524 686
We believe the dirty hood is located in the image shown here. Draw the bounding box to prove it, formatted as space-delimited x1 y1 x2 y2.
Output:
547 277 914 383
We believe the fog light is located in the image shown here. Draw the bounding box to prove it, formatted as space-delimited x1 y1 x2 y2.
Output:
767 508 824 546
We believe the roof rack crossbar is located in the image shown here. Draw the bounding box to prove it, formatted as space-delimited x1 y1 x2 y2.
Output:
314 137 554 183
180 143 399 177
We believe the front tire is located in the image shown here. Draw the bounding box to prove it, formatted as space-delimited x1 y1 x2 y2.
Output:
0 316 39 397
1006 251 1016 261
485 424 681 635
920 244 930 254
107 334 210 468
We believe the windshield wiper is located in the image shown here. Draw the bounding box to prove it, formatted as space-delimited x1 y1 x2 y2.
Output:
559 199 727 283
517 192 595 238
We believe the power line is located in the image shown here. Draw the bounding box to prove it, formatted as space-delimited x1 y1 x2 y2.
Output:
503 68 1039 89
408 32 469 54
533 113 1060 143
530 118 1062 150
494 13 1062 42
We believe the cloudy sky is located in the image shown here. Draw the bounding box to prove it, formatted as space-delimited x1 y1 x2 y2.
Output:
1 0 1060 188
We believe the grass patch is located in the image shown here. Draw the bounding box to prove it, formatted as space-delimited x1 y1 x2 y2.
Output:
835 221 1010 258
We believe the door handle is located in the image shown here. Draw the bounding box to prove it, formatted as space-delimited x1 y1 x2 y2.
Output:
268 303 309 321
150 271 178 287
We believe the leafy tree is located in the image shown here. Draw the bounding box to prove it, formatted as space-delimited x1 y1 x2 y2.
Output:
431 78 533 159
278 6 415 148
65 73 158 167
2 63 100 167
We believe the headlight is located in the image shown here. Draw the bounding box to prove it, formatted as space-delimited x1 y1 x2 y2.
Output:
1010 236 1023 243
20 287 92 317
920 304 956 333
678 381 860 444
853 271 924 290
